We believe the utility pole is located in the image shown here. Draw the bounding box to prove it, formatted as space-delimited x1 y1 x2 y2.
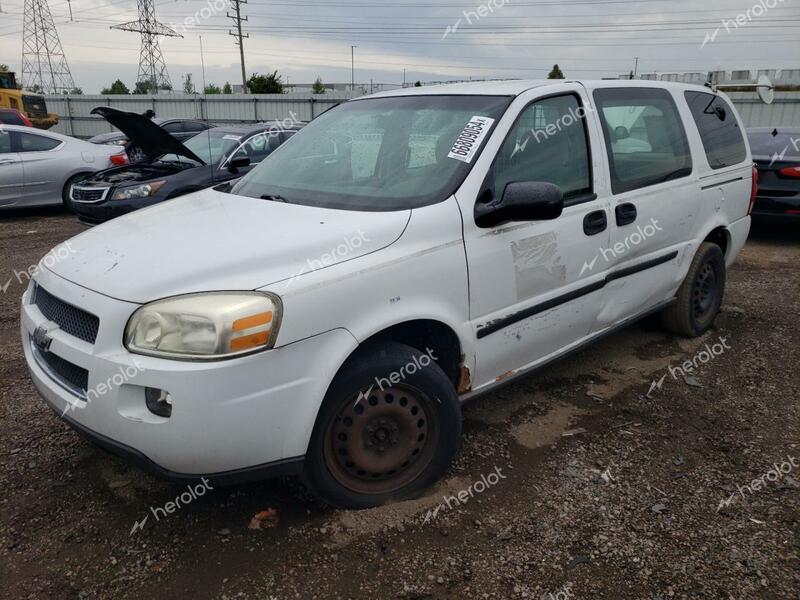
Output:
633 56 639 79
228 0 249 93
351 45 356 92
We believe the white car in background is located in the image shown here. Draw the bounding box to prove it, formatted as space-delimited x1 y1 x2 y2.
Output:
0 125 127 211
22 79 753 509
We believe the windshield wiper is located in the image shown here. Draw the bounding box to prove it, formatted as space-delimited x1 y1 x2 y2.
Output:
260 194 289 203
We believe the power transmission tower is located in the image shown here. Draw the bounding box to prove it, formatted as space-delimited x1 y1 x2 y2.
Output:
21 0 76 93
112 0 181 93
228 0 249 93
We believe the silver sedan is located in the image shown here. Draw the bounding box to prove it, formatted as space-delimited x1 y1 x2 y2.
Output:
0 125 127 211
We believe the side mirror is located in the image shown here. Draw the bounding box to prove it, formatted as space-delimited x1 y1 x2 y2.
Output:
475 181 564 228
614 126 630 141
227 156 250 172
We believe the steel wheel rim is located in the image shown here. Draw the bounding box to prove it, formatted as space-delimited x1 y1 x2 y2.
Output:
692 262 717 319
323 383 439 495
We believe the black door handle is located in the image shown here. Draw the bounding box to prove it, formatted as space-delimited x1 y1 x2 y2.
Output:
615 203 637 226
583 210 607 236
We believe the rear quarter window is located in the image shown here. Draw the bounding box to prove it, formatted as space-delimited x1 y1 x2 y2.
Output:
684 91 747 169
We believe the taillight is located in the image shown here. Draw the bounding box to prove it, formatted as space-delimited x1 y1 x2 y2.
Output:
778 166 800 178
110 152 129 166
21 115 33 127
749 164 758 215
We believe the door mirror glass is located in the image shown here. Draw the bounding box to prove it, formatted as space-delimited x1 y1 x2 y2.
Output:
475 181 564 228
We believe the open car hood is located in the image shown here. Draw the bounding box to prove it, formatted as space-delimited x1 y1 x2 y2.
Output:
90 106 206 165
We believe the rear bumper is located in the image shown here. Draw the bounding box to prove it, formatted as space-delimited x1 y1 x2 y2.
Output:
752 194 800 221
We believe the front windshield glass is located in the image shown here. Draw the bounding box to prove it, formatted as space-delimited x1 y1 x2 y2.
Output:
159 130 243 165
231 95 512 210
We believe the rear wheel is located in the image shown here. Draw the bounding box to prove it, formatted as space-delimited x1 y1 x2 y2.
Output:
305 342 462 509
662 242 726 337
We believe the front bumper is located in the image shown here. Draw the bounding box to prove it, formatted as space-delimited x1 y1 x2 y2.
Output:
22 267 358 479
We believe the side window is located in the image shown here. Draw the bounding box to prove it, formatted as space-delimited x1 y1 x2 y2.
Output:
488 94 592 201
161 121 184 133
594 87 692 194
19 132 60 152
232 133 281 164
0 129 11 153
684 91 747 169
184 121 209 133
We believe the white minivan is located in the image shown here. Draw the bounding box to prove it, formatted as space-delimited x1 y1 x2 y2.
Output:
22 80 754 508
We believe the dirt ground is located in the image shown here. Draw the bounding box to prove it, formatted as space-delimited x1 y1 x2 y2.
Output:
1 208 798 600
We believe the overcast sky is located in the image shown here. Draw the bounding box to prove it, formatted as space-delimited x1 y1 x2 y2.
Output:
0 0 798 93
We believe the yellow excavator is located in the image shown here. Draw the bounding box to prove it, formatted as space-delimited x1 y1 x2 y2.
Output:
0 70 59 129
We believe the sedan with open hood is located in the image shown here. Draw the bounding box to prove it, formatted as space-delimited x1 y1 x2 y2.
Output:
70 107 303 224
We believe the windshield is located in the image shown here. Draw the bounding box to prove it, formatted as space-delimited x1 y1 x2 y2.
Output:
747 130 800 158
231 95 512 210
158 130 242 165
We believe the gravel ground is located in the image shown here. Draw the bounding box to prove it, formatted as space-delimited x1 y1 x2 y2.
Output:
1 207 798 600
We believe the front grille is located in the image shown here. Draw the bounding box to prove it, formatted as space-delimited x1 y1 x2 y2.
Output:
71 186 109 203
35 346 89 395
33 284 100 344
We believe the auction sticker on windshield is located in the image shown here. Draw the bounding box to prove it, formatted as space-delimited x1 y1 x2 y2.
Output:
448 116 495 163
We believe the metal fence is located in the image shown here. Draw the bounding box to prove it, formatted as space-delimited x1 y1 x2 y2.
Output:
44 93 359 138
44 89 799 139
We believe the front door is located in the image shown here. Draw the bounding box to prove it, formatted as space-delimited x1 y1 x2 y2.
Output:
458 86 613 389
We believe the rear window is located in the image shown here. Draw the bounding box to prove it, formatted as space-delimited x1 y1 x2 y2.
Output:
19 132 60 152
747 130 800 158
684 91 747 169
593 87 692 194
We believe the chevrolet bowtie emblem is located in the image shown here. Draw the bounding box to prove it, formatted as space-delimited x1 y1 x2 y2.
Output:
33 321 59 353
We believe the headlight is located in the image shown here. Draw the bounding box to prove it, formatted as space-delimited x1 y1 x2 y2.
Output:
124 292 282 360
112 180 167 201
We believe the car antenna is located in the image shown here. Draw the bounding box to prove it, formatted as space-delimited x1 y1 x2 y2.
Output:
199 35 215 187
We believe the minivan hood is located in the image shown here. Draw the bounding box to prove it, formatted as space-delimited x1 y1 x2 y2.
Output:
90 107 205 164
47 188 410 304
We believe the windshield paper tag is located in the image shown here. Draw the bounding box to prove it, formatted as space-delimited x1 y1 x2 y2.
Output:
448 116 495 163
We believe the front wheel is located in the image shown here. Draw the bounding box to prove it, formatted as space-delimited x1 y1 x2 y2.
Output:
305 342 462 509
662 242 726 337
62 174 87 213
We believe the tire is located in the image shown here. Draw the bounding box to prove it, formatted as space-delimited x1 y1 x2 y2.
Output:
662 242 726 337
305 342 462 509
62 174 87 213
